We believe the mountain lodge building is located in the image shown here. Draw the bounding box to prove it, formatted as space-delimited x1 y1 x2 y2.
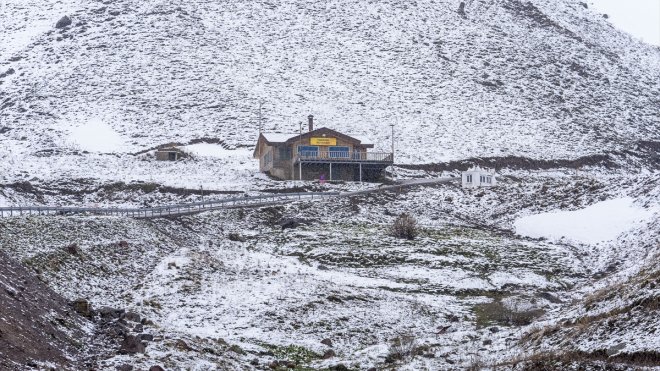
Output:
253 115 393 181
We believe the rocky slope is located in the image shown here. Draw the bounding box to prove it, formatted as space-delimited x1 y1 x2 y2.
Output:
0 251 87 370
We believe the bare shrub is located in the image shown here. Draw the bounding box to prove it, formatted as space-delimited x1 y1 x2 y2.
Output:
466 354 485 371
474 300 545 327
385 334 417 363
390 213 418 240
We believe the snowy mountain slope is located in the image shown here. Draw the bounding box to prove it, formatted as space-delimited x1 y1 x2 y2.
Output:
1 172 657 369
0 0 658 174
0 193 590 369
1 0 659 369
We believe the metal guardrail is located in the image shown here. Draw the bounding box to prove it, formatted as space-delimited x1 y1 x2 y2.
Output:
0 192 340 219
0 178 455 220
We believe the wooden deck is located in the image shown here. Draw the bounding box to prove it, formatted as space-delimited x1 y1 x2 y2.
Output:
296 151 393 164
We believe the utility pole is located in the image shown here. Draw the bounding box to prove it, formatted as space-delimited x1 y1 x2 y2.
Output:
390 123 395 158
298 121 303 181
390 122 395 181
258 101 264 133
257 101 265 159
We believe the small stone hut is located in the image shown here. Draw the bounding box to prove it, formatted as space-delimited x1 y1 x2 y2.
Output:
155 146 184 161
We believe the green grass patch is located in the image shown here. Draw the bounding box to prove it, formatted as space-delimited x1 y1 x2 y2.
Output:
252 341 322 369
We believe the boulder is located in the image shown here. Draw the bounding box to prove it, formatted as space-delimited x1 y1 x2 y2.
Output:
98 307 124 320
138 333 154 342
119 335 146 354
228 233 246 242
320 338 333 347
458 2 467 18
116 365 133 371
278 217 314 230
0 68 15 79
607 343 626 356
72 299 92 317
280 219 299 229
174 339 191 351
323 349 336 359
64 243 82 256
149 366 164 371
5 288 17 298
121 311 141 323
55 16 72 29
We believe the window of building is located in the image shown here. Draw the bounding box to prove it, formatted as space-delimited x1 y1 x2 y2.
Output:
298 145 318 158
466 175 472 183
329 146 349 158
278 146 291 160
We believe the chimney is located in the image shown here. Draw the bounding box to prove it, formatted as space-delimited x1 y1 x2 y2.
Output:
308 115 314 132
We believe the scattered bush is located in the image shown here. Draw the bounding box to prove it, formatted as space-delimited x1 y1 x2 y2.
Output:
390 213 418 240
474 300 545 327
386 334 417 363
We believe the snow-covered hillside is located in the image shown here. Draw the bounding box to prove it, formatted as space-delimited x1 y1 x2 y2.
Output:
1 172 657 370
1 0 659 174
0 0 659 369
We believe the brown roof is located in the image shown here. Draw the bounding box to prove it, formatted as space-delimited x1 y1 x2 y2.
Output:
253 127 374 158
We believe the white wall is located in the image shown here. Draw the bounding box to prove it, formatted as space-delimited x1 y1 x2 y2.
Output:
462 169 496 188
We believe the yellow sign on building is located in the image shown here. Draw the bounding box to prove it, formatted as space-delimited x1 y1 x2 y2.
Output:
310 137 337 146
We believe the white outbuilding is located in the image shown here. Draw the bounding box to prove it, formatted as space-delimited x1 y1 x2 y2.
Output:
462 166 496 188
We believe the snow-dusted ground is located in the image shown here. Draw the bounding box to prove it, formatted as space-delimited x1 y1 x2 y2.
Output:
1 170 657 369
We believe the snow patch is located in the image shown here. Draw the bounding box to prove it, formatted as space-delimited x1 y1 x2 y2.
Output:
514 197 657 244
68 118 124 153
182 143 237 158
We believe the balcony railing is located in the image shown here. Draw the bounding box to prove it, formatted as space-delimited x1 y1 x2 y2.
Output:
296 151 393 163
